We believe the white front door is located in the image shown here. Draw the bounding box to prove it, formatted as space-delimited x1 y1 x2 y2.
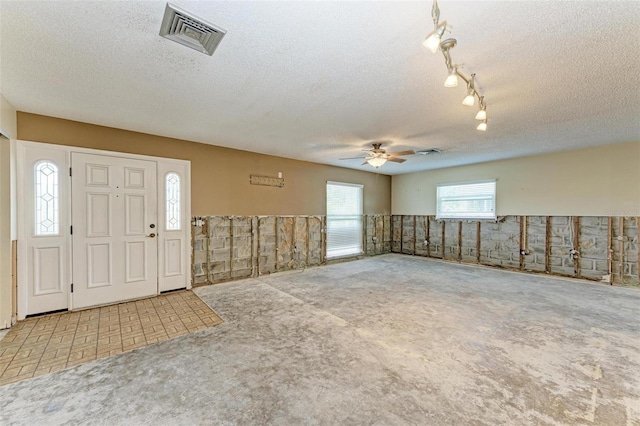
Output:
71 153 158 309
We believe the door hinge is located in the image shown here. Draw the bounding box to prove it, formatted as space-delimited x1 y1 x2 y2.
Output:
69 167 72 177
70 225 73 235
70 283 74 293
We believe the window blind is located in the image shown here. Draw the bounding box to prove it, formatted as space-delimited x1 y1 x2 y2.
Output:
436 180 496 219
326 182 363 258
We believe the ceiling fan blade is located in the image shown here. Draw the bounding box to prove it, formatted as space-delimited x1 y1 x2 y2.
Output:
387 157 406 163
339 156 367 160
387 150 415 157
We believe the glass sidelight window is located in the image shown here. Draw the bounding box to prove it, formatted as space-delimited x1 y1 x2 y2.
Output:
34 161 60 236
165 172 181 231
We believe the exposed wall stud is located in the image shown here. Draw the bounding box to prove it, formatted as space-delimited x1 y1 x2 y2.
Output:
441 220 446 259
573 216 581 278
427 216 431 257
275 216 279 271
519 216 525 270
545 216 551 273
256 217 261 276
229 216 234 276
400 215 404 254
322 216 327 264
476 221 481 263
205 217 211 284
291 216 296 267
250 217 255 277
607 216 613 285
306 216 311 265
457 221 462 262
413 215 417 256
619 217 624 283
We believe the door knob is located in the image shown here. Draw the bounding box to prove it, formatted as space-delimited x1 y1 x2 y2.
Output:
150 224 155 228
147 233 156 238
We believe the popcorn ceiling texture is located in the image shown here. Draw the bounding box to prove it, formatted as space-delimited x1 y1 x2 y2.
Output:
2 1 639 175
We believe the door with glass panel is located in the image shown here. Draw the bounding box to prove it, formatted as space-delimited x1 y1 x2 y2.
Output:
71 153 158 309
22 148 69 315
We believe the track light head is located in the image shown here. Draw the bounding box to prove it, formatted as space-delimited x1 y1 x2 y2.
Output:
423 21 447 53
477 120 487 131
462 94 475 106
444 68 458 88
475 96 486 120
462 74 476 106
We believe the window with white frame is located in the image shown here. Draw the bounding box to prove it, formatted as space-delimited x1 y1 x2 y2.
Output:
34 161 60 236
326 182 363 258
436 179 496 220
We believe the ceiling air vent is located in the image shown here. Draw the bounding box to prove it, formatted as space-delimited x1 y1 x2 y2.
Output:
416 148 442 155
159 3 226 56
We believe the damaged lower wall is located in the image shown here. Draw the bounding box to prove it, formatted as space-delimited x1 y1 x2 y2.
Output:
193 215 391 285
391 215 639 286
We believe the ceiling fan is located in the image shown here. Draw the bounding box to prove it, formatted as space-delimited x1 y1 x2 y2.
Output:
340 143 415 168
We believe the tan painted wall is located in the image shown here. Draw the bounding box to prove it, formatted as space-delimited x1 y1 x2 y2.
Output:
18 113 391 216
392 141 640 216
0 94 17 328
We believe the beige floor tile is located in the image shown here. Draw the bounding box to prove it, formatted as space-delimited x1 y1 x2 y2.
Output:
0 290 222 386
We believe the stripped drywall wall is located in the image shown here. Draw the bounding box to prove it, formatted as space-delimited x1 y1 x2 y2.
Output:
390 215 639 286
192 215 392 286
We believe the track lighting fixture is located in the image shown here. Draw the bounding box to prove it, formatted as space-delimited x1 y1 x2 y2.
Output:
424 0 489 129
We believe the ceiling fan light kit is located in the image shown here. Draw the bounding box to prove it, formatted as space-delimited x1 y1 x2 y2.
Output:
366 157 388 168
425 0 488 131
341 142 416 169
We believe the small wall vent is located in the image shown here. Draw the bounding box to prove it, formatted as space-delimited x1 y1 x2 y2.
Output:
159 3 226 56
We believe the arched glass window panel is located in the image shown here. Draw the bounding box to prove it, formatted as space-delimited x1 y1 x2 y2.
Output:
34 161 60 236
165 172 181 231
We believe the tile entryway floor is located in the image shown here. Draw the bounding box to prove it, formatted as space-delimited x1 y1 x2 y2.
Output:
0 290 223 386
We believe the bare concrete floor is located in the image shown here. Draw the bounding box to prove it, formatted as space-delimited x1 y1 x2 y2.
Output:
1 254 639 425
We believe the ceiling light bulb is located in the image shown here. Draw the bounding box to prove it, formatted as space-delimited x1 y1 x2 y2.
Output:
475 108 486 120
423 21 447 54
423 33 441 53
463 74 476 106
444 69 458 87
367 157 387 168
477 121 487 131
462 94 475 106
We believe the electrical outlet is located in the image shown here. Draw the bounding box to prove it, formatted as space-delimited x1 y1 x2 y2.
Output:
520 249 529 255
423 240 429 246
372 236 378 243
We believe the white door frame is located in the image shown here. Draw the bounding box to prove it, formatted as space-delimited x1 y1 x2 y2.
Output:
17 140 191 320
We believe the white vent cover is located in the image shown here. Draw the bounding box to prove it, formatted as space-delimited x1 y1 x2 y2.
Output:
159 3 226 56
416 148 442 155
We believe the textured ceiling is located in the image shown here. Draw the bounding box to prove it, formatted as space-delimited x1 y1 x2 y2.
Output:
1 1 639 175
